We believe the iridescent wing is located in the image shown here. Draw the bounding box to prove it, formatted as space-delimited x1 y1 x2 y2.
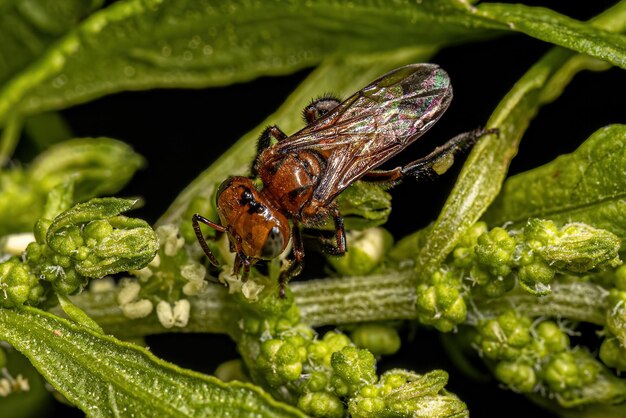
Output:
270 63 453 205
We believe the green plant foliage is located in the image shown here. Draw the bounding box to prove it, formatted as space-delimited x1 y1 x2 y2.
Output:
0 307 306 418
0 0 625 417
484 125 626 247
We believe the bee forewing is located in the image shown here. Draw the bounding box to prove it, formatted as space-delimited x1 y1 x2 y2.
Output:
273 64 453 205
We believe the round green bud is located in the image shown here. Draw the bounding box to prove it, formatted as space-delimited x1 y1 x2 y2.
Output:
277 361 302 382
495 360 536 393
382 373 407 390
524 219 559 248
518 260 554 295
599 337 626 372
457 222 489 248
452 246 474 268
304 371 329 393
330 375 350 397
478 273 515 298
331 346 377 390
349 396 386 418
358 384 379 398
24 242 43 264
48 225 84 256
0 258 41 307
326 228 393 276
416 283 467 332
469 264 492 286
241 316 261 335
478 312 531 361
476 227 516 277
544 352 582 392
297 392 344 418
260 339 283 358
53 268 85 295
323 331 351 353
535 321 569 354
83 219 114 243
351 324 401 356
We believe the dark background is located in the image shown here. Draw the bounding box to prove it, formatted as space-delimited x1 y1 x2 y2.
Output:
29 0 626 416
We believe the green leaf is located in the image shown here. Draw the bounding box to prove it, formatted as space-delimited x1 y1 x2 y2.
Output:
0 0 504 124
58 293 103 334
475 2 626 69
0 306 305 417
47 198 136 237
484 125 626 248
0 0 103 86
0 138 144 236
29 137 145 202
414 3 626 278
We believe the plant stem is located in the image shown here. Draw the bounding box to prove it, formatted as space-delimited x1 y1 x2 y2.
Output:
66 274 610 337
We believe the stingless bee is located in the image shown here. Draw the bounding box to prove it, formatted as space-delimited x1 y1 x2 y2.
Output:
192 63 494 295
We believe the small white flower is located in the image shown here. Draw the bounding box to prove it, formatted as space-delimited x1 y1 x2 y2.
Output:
242 280 264 301
132 266 153 282
182 280 208 296
120 299 153 319
156 300 174 328
172 299 190 327
156 225 184 256
117 280 141 305
156 300 190 328
90 277 115 293
181 263 206 282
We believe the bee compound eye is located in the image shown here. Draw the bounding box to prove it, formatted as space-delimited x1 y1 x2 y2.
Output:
260 226 285 259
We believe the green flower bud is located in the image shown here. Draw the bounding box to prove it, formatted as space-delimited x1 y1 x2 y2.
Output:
331 346 377 396
534 321 569 355
308 332 351 367
83 219 115 243
517 259 554 295
326 227 393 276
48 225 84 256
416 280 467 332
599 337 626 372
0 258 42 307
477 311 532 361
457 222 489 249
544 352 585 392
475 227 516 277
350 370 468 418
303 371 328 393
297 392 344 418
351 324 401 356
348 396 386 417
495 360 536 392
477 273 515 298
545 223 621 272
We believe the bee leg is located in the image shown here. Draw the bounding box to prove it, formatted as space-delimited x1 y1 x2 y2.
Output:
320 207 347 256
363 128 498 184
302 96 341 124
192 213 226 267
252 125 289 175
279 222 305 298
235 255 251 282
